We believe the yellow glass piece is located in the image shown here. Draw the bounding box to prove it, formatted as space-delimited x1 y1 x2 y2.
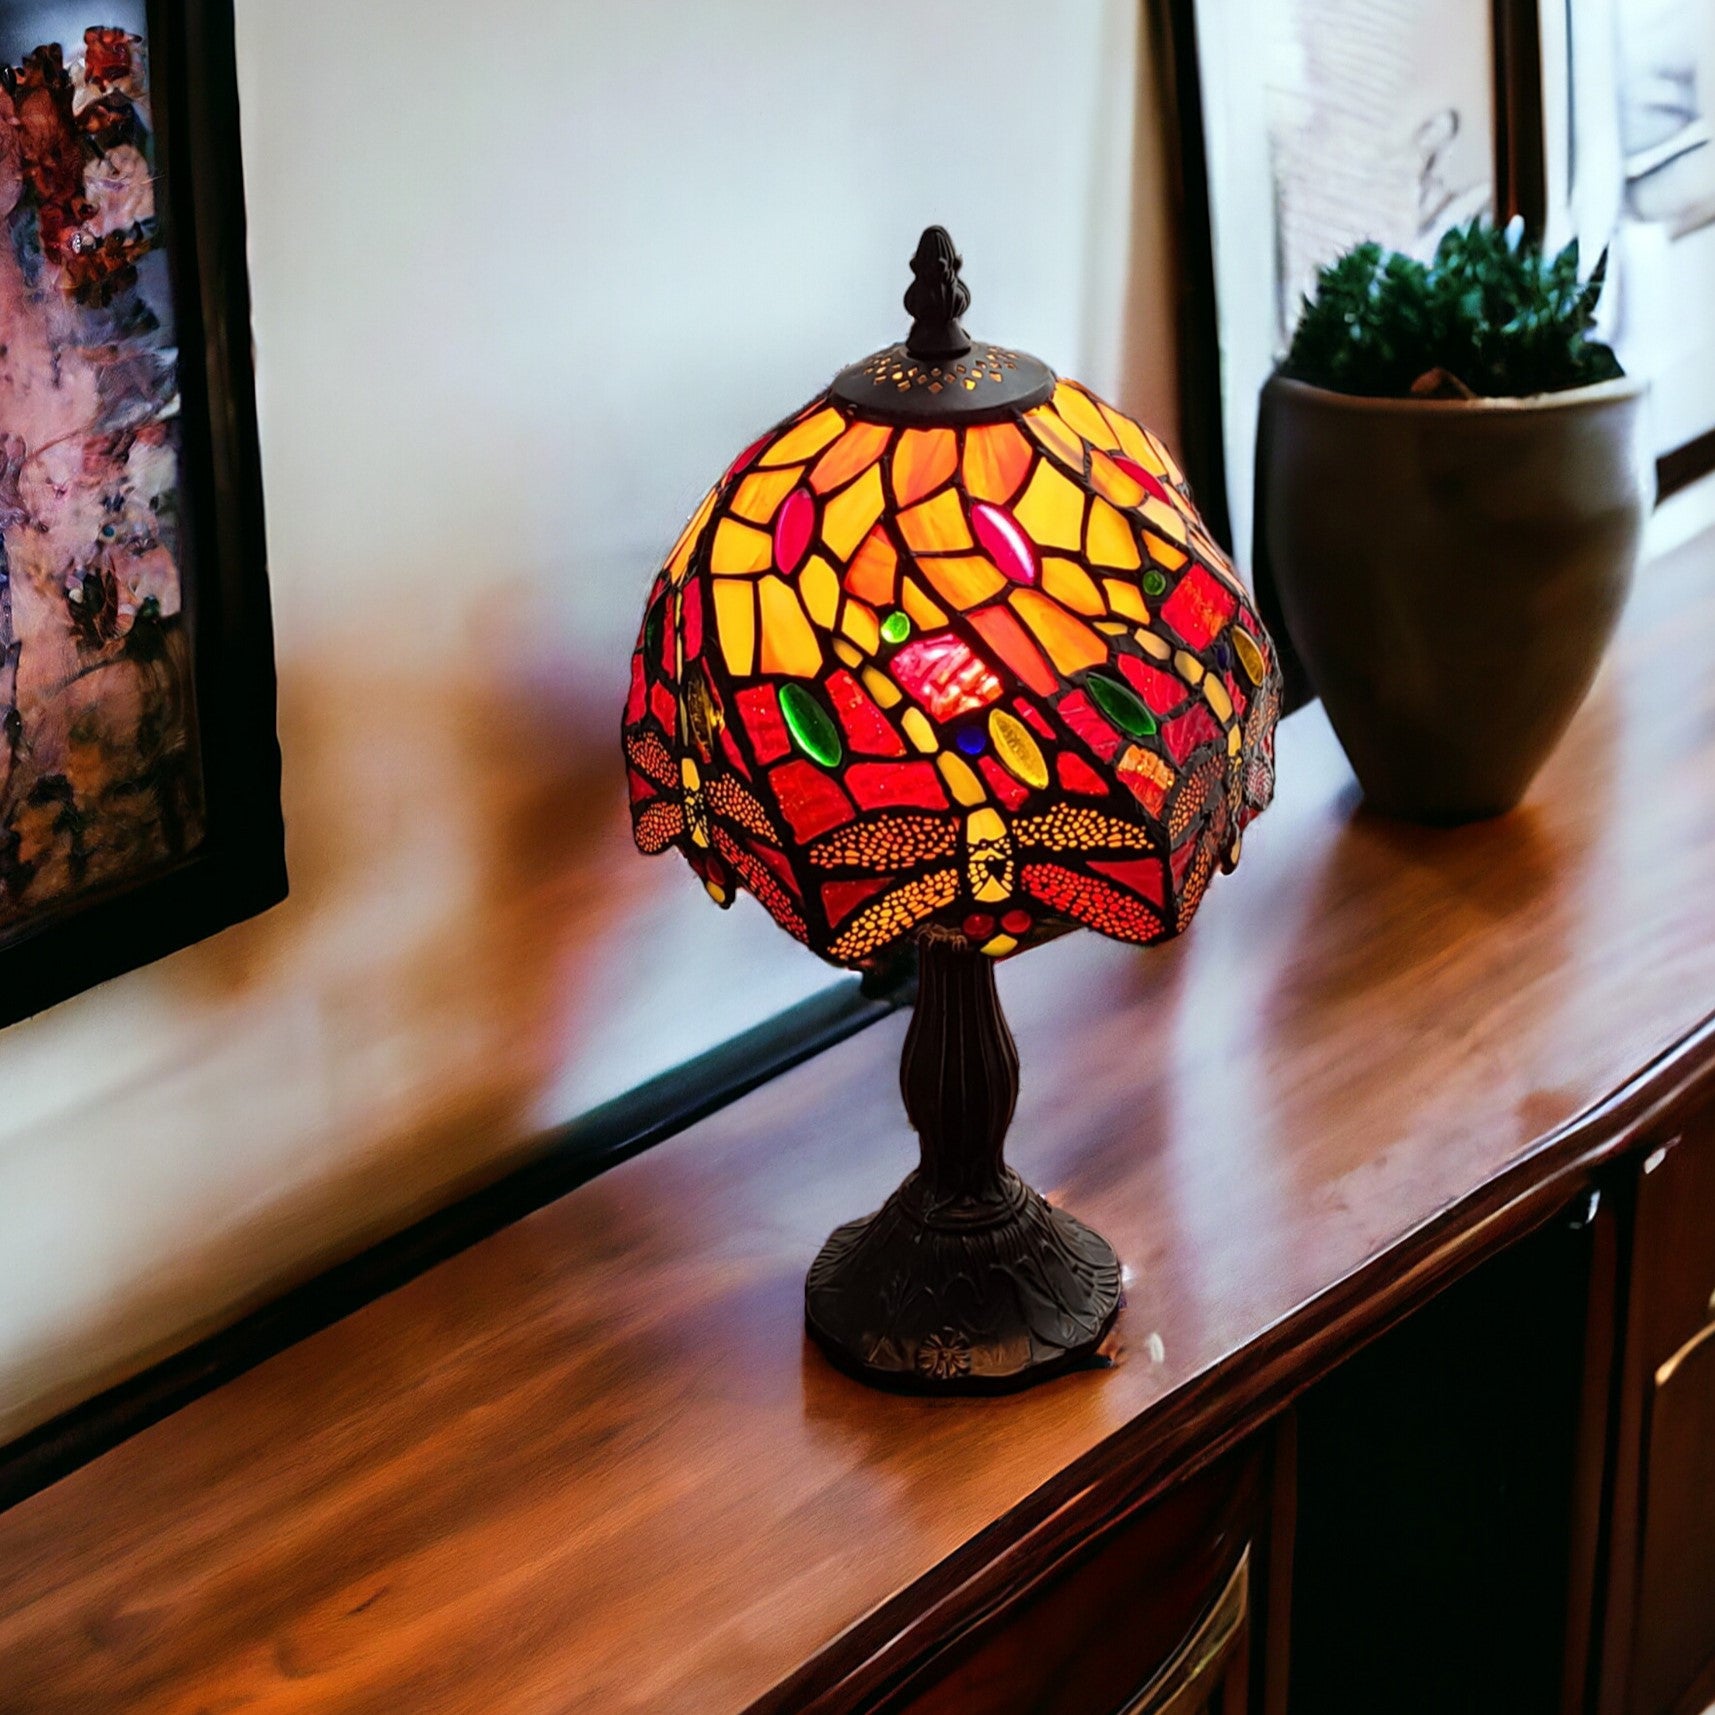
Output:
980 933 1018 957
968 807 1006 844
841 600 881 655
1136 629 1171 660
1053 381 1119 450
901 707 938 754
862 665 903 707
1232 627 1266 684
900 576 948 630
760 406 844 466
1105 579 1150 623
800 554 841 628
821 463 886 561
898 488 971 553
1042 557 1104 615
1098 401 1160 470
1228 725 1243 756
833 638 863 668
1087 497 1142 569
712 580 756 674
1142 531 1189 571
1013 460 1086 551
810 420 891 494
937 752 987 806
1023 405 1086 473
921 553 1006 610
711 517 772 576
844 526 897 605
891 427 958 507
988 708 1049 790
1141 496 1188 544
730 466 800 525
666 485 717 582
1010 587 1106 674
680 757 701 790
758 575 822 676
1088 448 1145 508
1204 675 1234 722
965 806 1013 905
963 423 1033 503
1097 620 1129 636
1174 649 1205 685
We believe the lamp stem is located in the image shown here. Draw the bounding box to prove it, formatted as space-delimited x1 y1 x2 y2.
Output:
900 938 1018 1213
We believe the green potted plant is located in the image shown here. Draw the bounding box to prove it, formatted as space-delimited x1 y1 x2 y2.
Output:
1256 218 1652 822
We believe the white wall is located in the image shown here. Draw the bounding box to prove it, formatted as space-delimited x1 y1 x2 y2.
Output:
0 0 1170 1442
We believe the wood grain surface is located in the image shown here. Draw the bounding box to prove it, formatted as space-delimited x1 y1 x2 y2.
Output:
4 523 1715 1714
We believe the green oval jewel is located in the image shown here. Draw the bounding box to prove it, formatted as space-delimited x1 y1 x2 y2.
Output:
779 682 844 767
1141 569 1167 597
879 609 913 646
1086 671 1158 738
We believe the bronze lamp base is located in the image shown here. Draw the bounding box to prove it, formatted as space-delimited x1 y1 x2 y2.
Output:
805 938 1122 1392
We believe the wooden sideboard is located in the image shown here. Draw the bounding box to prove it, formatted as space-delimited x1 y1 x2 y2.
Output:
3 515 1715 1713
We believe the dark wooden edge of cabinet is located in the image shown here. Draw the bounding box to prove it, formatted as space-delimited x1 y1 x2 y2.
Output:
753 1009 1715 1715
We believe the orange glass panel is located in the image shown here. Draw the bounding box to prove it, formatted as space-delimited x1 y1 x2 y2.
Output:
712 580 756 674
1013 460 1086 551
920 553 1007 610
760 406 844 466
844 527 897 606
821 463 886 560
1023 406 1086 473
730 466 801 525
1141 496 1188 544
898 488 972 553
1041 557 1104 615
840 601 881 655
1088 448 1145 508
800 555 841 628
1105 578 1150 623
969 605 1058 696
1097 400 1160 470
1053 381 1119 450
962 423 1033 503
1087 497 1142 569
810 421 892 494
1142 530 1189 571
900 576 949 630
711 517 772 576
758 575 822 676
1010 587 1107 675
891 428 958 507
666 485 718 581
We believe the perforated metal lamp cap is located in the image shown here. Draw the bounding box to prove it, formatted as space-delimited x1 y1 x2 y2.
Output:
623 226 1283 969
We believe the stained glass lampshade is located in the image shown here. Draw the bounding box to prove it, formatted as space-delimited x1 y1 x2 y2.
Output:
624 228 1282 1391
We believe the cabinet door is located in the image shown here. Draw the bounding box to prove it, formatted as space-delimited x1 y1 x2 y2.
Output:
1600 1115 1715 1715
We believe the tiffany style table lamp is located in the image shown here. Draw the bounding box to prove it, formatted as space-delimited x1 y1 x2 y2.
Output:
624 229 1282 1391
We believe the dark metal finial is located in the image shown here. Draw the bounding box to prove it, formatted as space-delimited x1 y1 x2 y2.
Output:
904 226 972 360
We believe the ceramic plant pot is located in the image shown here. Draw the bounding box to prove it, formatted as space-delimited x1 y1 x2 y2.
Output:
1256 374 1652 822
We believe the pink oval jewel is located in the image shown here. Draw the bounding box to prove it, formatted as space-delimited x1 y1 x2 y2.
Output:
773 487 813 576
725 432 770 482
1112 454 1173 508
970 501 1038 587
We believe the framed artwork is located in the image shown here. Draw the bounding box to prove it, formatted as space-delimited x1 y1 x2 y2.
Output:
0 0 282 1025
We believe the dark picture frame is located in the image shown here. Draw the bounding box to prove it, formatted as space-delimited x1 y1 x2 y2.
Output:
0 0 283 1027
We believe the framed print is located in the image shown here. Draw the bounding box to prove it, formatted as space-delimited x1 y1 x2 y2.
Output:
0 0 283 1025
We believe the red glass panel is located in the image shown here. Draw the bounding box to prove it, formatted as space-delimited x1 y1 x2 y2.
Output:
725 431 770 482
681 574 704 660
736 685 791 764
649 682 677 733
1056 751 1109 795
769 760 855 841
1159 564 1237 649
1013 698 1056 741
821 875 890 927
889 633 1004 721
718 723 752 779
660 593 678 674
774 487 814 575
968 607 1057 697
826 668 905 756
1118 655 1188 714
978 754 1028 809
1162 702 1222 766
624 652 647 725
846 760 949 812
1118 745 1172 815
626 768 654 805
1090 856 1165 903
1021 862 1164 944
1057 688 1122 761
746 834 802 899
970 501 1039 586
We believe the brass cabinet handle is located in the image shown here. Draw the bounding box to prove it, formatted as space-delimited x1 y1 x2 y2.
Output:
1115 1547 1250 1715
